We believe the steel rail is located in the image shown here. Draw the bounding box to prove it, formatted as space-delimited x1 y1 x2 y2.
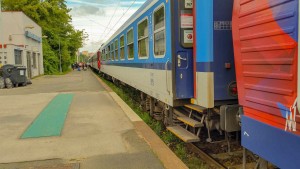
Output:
187 143 227 169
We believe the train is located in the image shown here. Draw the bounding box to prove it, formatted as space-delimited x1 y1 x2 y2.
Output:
89 0 300 168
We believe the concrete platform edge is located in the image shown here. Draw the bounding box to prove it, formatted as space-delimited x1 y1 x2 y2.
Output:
92 71 188 169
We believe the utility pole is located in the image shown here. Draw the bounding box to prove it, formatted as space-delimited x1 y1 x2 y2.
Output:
0 0 2 66
59 38 62 73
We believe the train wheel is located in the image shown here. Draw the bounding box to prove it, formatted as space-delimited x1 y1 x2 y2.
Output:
163 105 173 126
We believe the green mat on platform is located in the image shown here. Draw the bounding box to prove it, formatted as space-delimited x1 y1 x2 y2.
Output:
21 94 74 139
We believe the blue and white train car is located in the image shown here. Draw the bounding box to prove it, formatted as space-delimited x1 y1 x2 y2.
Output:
99 0 194 107
97 0 239 143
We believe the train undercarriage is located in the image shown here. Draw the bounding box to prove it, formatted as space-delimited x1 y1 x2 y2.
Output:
95 70 278 169
103 72 241 147
140 93 241 145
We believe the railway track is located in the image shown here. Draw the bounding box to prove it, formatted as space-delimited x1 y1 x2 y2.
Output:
188 142 258 169
187 140 278 169
187 143 226 169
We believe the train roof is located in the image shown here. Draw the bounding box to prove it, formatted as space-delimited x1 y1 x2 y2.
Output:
101 0 157 48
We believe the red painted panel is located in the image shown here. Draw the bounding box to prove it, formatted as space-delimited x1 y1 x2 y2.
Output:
296 115 300 123
232 0 298 132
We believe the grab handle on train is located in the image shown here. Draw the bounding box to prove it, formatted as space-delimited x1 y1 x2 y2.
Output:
165 59 170 94
177 55 187 61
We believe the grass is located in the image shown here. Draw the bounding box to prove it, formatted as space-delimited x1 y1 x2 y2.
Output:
46 68 73 75
97 73 208 169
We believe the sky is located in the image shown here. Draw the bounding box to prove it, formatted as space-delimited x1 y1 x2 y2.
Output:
66 0 147 53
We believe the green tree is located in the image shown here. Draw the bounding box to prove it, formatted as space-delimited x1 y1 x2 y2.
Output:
2 0 87 74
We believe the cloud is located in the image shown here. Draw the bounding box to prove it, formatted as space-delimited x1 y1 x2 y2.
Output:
70 5 105 16
66 0 147 52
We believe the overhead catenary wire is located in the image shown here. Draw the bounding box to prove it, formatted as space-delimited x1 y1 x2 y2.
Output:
100 0 137 42
81 0 136 51
87 17 117 31
98 0 121 41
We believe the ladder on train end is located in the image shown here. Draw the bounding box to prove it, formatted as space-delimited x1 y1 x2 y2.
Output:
167 105 207 143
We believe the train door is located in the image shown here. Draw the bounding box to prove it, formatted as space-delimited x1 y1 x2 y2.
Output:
173 0 194 99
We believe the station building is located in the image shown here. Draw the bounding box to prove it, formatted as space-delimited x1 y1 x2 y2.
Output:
0 11 44 78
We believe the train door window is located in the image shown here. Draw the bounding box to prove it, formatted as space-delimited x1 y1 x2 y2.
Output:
153 4 166 57
127 28 134 60
138 18 149 59
102 49 104 61
106 47 109 61
114 39 119 61
120 35 125 60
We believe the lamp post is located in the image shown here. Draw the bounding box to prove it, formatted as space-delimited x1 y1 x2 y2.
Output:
59 38 62 73
0 0 2 67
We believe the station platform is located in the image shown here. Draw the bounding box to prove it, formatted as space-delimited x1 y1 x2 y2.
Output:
0 70 187 169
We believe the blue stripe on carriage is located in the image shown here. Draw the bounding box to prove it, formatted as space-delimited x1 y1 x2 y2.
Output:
102 62 172 70
102 62 234 73
195 62 214 72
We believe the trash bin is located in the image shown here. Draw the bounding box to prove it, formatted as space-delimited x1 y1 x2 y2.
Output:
1 64 27 87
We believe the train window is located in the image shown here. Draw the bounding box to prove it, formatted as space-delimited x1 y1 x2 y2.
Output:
127 28 134 60
153 5 166 57
110 43 114 61
108 46 111 60
138 18 149 58
120 35 125 60
114 39 119 61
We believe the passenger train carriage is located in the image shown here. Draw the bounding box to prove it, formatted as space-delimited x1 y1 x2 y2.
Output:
90 0 239 143
92 0 236 106
89 0 300 168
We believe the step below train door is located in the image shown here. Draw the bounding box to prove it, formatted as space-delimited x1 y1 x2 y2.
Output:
174 0 194 100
